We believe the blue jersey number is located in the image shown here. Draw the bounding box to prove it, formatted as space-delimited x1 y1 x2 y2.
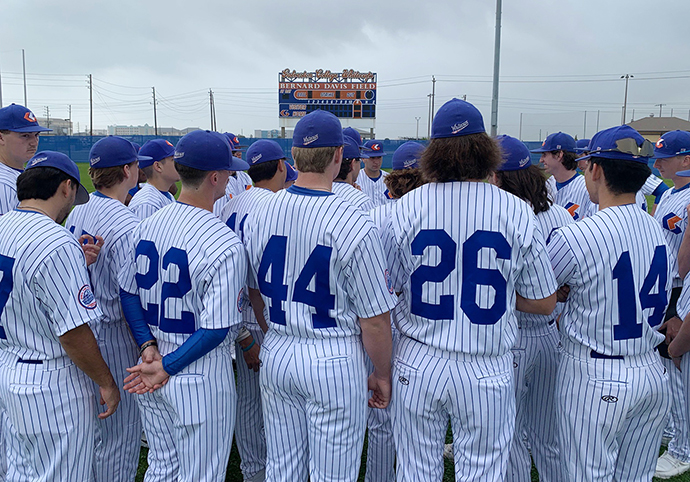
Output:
226 213 248 241
0 254 14 339
134 241 195 334
612 246 668 340
258 235 336 328
410 229 510 325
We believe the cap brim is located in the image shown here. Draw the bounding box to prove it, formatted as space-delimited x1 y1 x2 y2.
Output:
74 184 90 206
285 161 298 181
10 126 52 133
575 154 591 162
677 169 690 177
363 151 387 157
530 147 549 153
229 158 250 171
575 148 590 153
653 153 680 159
137 154 153 161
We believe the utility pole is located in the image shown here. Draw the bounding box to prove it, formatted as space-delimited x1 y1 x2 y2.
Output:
596 110 600 132
519 113 523 140
68 105 72 135
209 89 216 131
88 74 93 136
631 108 635 121
22 49 27 106
152 87 158 136
621 74 633 125
656 103 665 117
43 106 50 129
583 111 587 138
490 0 503 137
431 76 436 125
0 54 3 108
671 108 674 118
415 116 421 140
427 93 432 139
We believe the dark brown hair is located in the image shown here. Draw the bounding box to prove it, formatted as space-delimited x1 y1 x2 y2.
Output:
336 157 354 181
421 133 502 182
174 161 208 188
558 151 578 171
495 165 552 214
384 168 426 199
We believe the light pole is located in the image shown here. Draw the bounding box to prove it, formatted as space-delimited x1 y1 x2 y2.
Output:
415 117 421 140
427 94 433 139
490 0 503 136
621 74 633 125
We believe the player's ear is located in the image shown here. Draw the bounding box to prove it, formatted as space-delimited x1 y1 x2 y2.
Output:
333 146 343 165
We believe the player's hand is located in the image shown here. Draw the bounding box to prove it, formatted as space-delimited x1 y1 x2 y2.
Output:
661 316 683 344
141 345 162 364
367 371 391 409
79 235 104 266
98 382 121 419
556 285 570 303
125 360 169 393
241 343 261 372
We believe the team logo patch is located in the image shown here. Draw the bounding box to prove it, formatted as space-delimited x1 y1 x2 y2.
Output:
29 156 48 167
303 134 319 145
451 121 469 135
384 189 394 199
656 138 665 149
89 156 101 166
165 140 174 147
601 395 618 403
237 288 244 313
398 376 409 385
371 143 382 151
245 185 251 190
385 269 394 294
663 213 682 234
78 285 97 310
24 111 37 123
251 153 262 164
519 156 530 168
564 202 580 221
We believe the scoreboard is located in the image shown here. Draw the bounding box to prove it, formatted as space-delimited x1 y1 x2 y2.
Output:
279 69 377 119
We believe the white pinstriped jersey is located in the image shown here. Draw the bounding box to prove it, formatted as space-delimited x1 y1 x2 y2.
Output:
677 272 690 320
554 174 594 221
219 187 275 328
213 171 254 217
0 163 21 215
332 181 376 212
66 192 139 324
119 202 247 356
653 184 690 286
585 191 649 218
357 170 390 208
548 204 671 356
641 173 664 196
383 182 557 356
244 185 397 339
127 182 174 220
518 203 574 328
0 210 102 360
369 202 395 230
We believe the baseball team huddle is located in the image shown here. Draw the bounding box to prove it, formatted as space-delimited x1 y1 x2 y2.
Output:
0 96 689 482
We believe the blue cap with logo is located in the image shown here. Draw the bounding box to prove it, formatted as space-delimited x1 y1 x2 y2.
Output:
342 127 362 146
575 125 653 164
247 140 286 166
0 104 52 133
653 130 690 159
174 130 249 171
285 162 298 182
344 135 368 159
362 140 387 157
25 151 90 205
496 135 532 171
431 98 485 139
575 138 591 152
392 141 425 170
224 132 246 152
139 139 176 168
530 132 577 153
89 136 152 168
292 110 344 148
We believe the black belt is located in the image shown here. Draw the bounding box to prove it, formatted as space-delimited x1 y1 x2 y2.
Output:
17 359 42 365
590 350 623 360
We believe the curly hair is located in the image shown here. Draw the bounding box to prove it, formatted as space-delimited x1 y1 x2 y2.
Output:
421 133 502 182
384 168 426 199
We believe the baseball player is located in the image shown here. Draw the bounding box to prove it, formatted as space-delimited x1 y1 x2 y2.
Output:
0 151 120 481
531 132 594 221
383 99 557 481
243 109 397 482
332 136 376 211
649 130 690 478
128 139 179 220
213 132 253 216
549 125 672 481
219 139 289 482
65 136 150 482
489 135 573 482
119 130 247 482
343 127 364 187
357 139 390 207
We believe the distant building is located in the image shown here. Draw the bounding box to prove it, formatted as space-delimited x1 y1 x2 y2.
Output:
254 129 287 139
36 117 73 136
107 124 199 136
627 116 690 142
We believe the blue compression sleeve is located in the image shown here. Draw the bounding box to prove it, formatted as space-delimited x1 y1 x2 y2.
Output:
119 289 155 347
162 327 230 376
652 182 671 204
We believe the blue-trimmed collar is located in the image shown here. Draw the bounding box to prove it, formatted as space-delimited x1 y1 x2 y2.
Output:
672 182 690 195
287 185 333 197
555 173 579 191
92 191 110 199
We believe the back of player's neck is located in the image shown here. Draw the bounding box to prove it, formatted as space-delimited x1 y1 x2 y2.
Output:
177 189 214 212
147 176 172 193
597 191 636 210
294 171 332 192
98 185 127 204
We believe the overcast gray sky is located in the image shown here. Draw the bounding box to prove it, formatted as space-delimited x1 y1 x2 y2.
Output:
2 0 689 140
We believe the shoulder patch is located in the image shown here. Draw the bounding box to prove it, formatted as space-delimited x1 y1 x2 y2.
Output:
78 285 97 310
385 269 394 294
237 287 244 313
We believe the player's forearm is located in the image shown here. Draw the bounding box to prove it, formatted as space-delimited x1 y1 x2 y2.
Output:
59 324 117 389
248 288 269 333
516 292 557 315
119 289 155 347
669 313 690 358
360 312 393 379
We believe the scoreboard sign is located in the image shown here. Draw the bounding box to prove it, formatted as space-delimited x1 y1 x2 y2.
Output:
279 69 377 119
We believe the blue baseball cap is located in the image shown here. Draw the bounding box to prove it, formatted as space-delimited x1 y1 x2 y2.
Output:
0 104 51 133
653 130 690 159
292 110 344 148
362 140 387 157
575 125 653 164
89 136 152 168
342 127 362 146
431 98 485 139
344 135 368 159
496 135 532 171
392 141 425 170
575 138 591 153
247 139 286 166
530 132 577 153
25 151 90 205
224 132 246 152
139 139 176 168
174 130 249 171
285 162 298 182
